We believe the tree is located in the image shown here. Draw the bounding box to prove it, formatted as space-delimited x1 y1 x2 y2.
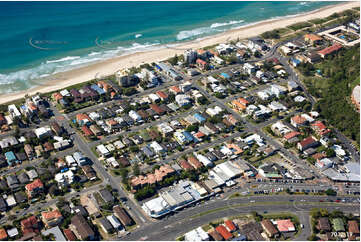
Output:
326 148 336 158
186 124 198 133
325 188 337 196
132 163 140 176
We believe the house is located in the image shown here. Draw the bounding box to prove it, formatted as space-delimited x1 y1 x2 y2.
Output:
184 227 209 241
291 115 307 128
331 218 345 232
188 156 203 169
261 219 279 238
6 195 16 207
311 121 331 136
150 103 165 115
318 43 342 58
82 165 97 181
76 113 92 126
99 189 114 204
348 220 360 236
287 81 299 92
283 131 301 143
225 220 237 232
118 156 130 167
276 219 295 233
97 144 110 158
41 226 66 241
113 205 134 226
0 228 7 240
42 209 63 228
196 58 208 70
24 144 34 160
21 215 41 235
63 228 77 241
6 228 18 238
179 159 194 171
208 230 223 241
216 225 233 240
50 121 64 136
25 179 44 198
6 175 19 189
107 214 123 230
70 214 95 240
317 217 331 232
14 191 27 203
156 91 168 101
304 34 323 45
98 218 114 234
5 151 18 166
297 136 318 151
0 197 6 212
34 126 52 139
73 152 88 166
17 172 30 184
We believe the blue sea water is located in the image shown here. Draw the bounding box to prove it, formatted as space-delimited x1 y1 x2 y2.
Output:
0 1 337 94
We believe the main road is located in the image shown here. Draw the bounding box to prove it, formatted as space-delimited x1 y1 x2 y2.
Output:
119 195 359 241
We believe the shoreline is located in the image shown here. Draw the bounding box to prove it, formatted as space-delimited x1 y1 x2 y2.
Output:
0 1 359 105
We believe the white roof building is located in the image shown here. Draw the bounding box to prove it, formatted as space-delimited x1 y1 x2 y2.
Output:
184 227 209 241
113 140 125 149
175 94 191 107
65 155 77 166
97 144 110 157
89 112 100 121
150 141 164 153
106 157 119 168
26 170 38 180
142 196 170 217
301 113 315 123
7 228 18 238
268 101 287 111
196 154 213 167
55 170 74 187
158 123 174 135
60 89 70 96
129 110 142 122
294 96 306 102
34 126 52 139
106 215 123 230
8 104 21 118
149 93 160 102
6 195 16 207
174 131 187 145
206 106 223 117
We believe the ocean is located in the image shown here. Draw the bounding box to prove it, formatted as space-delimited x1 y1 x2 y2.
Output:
0 1 337 94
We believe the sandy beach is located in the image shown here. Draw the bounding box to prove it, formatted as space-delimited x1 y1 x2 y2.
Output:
1 1 359 105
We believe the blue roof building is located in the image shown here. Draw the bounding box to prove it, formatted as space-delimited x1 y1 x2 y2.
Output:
193 113 206 123
90 84 106 95
183 131 196 143
5 151 17 166
291 58 301 67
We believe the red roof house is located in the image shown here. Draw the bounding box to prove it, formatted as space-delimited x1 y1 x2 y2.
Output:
297 136 318 151
225 220 237 232
216 225 233 240
25 179 44 198
21 215 41 235
318 43 342 58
